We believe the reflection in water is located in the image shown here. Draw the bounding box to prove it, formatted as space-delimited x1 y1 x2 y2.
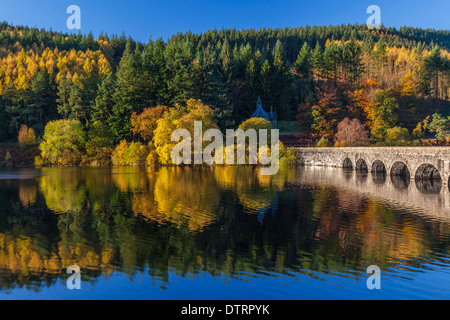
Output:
391 174 410 190
372 172 386 184
415 178 442 194
0 166 449 299
355 172 368 184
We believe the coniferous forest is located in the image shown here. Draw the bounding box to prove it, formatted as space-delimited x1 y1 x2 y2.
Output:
0 22 449 165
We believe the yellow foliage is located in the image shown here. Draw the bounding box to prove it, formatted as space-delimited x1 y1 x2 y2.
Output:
400 70 418 97
111 139 128 166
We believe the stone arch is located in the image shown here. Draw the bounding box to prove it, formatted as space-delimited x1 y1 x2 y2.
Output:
415 163 441 181
371 160 386 173
356 159 368 172
342 157 353 170
415 163 442 194
390 161 410 178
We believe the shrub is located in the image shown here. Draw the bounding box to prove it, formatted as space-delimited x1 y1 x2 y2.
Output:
111 139 128 166
239 117 274 131
334 140 347 147
412 122 425 139
428 113 450 142
385 126 411 143
335 118 370 146
317 136 331 147
279 144 298 166
34 156 46 166
18 124 36 146
38 119 85 165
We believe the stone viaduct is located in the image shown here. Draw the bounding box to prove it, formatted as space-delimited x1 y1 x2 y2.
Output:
294 147 450 187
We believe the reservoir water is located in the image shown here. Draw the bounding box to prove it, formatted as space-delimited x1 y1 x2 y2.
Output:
0 166 449 299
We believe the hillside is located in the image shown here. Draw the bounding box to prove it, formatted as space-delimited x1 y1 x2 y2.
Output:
0 22 448 149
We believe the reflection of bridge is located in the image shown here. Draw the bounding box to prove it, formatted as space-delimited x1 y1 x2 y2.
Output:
297 166 450 220
295 147 450 190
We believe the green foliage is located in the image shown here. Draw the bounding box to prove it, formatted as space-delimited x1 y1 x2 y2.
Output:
124 142 147 166
279 145 298 166
370 90 399 141
38 119 85 165
317 136 331 147
385 126 411 142
1 21 450 156
84 121 114 165
238 117 274 132
428 113 450 141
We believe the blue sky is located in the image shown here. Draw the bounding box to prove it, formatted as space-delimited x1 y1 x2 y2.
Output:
0 0 449 42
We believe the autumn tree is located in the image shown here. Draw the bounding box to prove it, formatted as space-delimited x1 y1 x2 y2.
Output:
153 99 217 164
311 83 341 135
367 90 399 142
335 118 370 146
130 105 167 142
18 124 36 146
38 119 85 165
385 126 411 143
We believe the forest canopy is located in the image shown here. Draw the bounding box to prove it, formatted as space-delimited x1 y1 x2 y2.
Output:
0 22 449 155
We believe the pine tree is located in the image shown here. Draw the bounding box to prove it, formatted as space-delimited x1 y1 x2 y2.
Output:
29 69 55 132
56 75 72 119
311 42 323 80
293 42 311 78
68 83 87 124
92 73 115 124
425 46 446 98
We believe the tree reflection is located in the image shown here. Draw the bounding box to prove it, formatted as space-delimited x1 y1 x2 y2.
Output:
0 166 448 293
153 167 220 231
39 168 87 214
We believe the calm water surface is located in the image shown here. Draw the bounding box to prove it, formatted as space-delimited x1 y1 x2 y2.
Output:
0 166 449 299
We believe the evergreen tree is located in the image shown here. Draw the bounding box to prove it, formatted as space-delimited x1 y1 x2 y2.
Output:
92 74 115 124
56 75 72 119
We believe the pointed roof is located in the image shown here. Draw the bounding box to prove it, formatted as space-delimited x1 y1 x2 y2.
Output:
251 96 270 118
251 105 270 118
